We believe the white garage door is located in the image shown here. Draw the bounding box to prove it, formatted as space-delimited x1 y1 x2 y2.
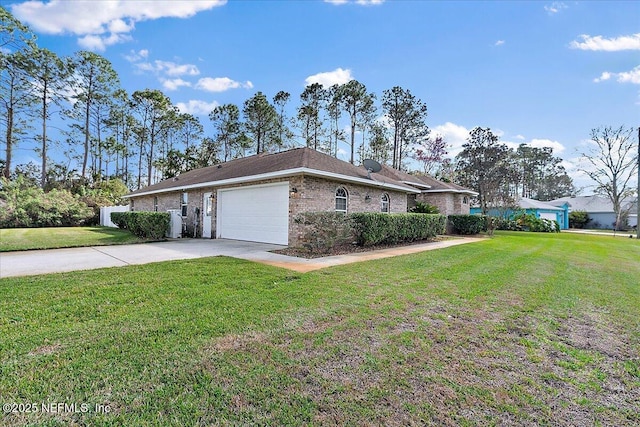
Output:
217 182 289 245
539 212 557 222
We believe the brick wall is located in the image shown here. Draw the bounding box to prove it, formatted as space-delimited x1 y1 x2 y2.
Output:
288 176 409 246
418 192 471 216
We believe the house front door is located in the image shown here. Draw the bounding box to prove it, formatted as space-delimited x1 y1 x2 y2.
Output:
202 192 212 238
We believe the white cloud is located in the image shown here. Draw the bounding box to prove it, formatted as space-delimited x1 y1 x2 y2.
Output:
593 71 612 83
616 66 640 84
544 2 567 14
570 33 640 51
594 66 640 85
108 18 135 34
162 78 192 91
324 0 349 4
430 122 470 157
125 51 214 92
78 33 131 52
154 60 200 77
528 138 566 153
305 67 353 87
10 0 226 50
176 100 219 115
195 77 253 92
124 49 149 63
132 60 200 76
495 40 505 46
515 134 526 140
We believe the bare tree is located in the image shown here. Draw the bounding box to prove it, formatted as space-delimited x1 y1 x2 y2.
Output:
580 126 638 230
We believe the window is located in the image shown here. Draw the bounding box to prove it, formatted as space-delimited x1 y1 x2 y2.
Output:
130 200 134 212
181 192 188 217
463 196 469 205
154 196 158 212
205 194 212 216
335 187 348 212
381 193 390 213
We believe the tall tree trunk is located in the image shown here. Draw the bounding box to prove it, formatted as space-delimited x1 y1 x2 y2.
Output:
4 108 13 179
40 82 47 188
82 98 90 178
147 122 155 187
137 141 143 189
350 120 356 165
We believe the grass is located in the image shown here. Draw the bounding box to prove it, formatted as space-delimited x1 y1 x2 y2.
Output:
1 232 639 425
0 226 146 252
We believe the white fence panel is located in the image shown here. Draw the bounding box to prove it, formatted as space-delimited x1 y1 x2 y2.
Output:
100 205 130 227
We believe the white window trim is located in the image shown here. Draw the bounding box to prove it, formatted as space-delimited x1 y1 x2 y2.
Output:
181 192 188 217
381 193 390 213
335 187 348 213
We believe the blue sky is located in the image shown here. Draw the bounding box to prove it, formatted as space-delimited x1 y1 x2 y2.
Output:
7 0 640 190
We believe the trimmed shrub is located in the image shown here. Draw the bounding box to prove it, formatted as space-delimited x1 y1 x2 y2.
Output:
294 212 356 254
448 214 487 235
568 210 589 229
492 217 521 231
409 201 440 214
513 212 559 233
111 211 170 239
351 213 446 246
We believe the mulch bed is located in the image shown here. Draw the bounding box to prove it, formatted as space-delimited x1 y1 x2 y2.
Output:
271 236 452 259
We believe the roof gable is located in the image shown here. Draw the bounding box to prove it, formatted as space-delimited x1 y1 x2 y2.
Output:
518 198 566 211
377 165 477 195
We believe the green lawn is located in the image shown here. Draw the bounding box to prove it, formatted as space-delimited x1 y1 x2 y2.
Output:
1 232 639 426
0 226 145 252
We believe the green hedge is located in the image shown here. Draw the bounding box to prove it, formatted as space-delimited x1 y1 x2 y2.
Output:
447 214 487 235
351 213 446 246
111 211 170 239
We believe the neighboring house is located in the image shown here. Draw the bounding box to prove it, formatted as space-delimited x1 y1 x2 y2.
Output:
123 147 476 246
549 195 638 229
470 197 570 230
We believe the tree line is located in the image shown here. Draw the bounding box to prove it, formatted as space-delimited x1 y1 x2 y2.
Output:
454 127 575 213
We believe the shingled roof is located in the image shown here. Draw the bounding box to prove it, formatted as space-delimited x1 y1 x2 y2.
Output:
124 147 421 198
377 165 478 195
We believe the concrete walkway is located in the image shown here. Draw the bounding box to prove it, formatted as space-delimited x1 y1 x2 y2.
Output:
0 237 482 278
564 229 638 238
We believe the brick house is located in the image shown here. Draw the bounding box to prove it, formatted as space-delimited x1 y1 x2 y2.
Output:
123 148 476 246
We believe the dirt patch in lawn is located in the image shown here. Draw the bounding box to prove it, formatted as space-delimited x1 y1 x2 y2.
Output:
197 297 640 425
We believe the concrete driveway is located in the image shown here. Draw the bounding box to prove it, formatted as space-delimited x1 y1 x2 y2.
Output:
0 237 481 278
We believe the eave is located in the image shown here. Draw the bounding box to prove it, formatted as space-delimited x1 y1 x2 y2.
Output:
123 167 421 198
